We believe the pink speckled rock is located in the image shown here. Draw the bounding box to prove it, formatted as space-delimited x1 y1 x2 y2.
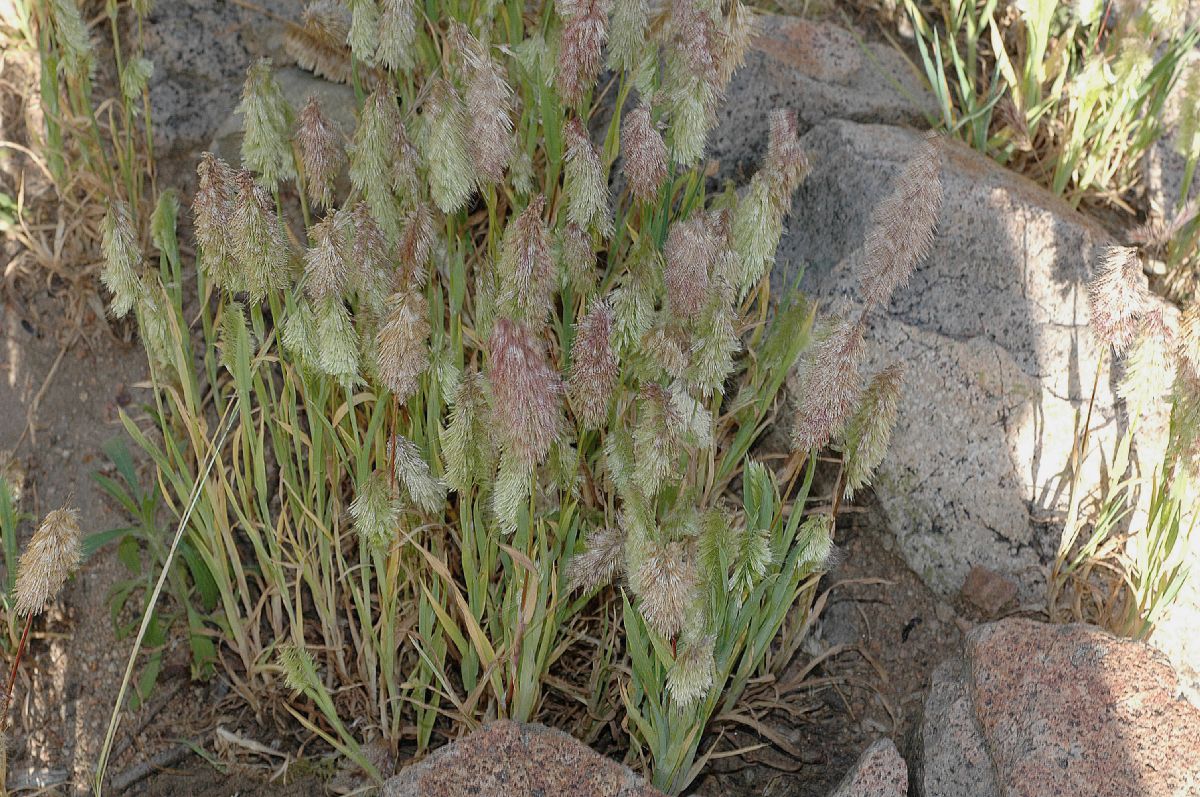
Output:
829 738 907 797
382 721 662 797
916 618 1200 797
967 619 1200 797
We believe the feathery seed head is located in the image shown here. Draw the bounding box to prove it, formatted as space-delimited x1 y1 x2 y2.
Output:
453 23 516 184
510 149 536 196
797 513 836 573
347 0 380 63
558 222 597 296
611 241 661 356
423 79 476 214
101 201 144 319
397 203 435 287
304 214 351 303
1088 246 1154 353
491 452 532 535
792 316 867 452
237 59 296 190
664 214 716 321
564 118 613 238
277 644 315 693
668 0 718 84
120 57 154 103
569 300 619 428
349 92 405 237
567 524 626 592
194 152 239 287
728 524 772 596
667 633 715 708
498 194 556 321
375 290 430 402
858 132 943 309
1119 310 1175 412
640 323 690 381
764 108 809 203
388 435 448 513
377 0 417 71
296 96 346 210
441 372 498 492
633 385 680 496
715 1 754 85
487 318 566 466
281 298 319 370
634 539 698 639
665 73 715 167
730 179 782 298
842 363 904 500
556 0 612 106
669 383 713 447
350 471 400 549
687 286 741 397
231 170 292 302
314 297 362 387
14 508 82 616
287 1 353 84
623 103 668 203
607 0 649 73
50 0 93 77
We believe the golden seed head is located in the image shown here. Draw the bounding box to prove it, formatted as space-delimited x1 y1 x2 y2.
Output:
14 508 83 617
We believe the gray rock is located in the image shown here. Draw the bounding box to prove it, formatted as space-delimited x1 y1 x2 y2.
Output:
709 15 935 182
911 660 1000 797
828 738 908 797
140 0 305 154
778 119 1171 600
383 721 662 797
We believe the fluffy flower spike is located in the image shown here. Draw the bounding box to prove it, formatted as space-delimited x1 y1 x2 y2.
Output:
487 318 566 466
792 316 867 452
14 508 82 616
296 96 346 210
858 131 943 309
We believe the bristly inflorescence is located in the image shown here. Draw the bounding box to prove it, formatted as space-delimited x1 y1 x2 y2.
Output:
1088 245 1155 353
237 59 296 191
101 200 144 319
296 96 346 210
569 300 619 428
622 103 668 204
563 118 613 238
453 22 516 186
858 131 944 309
793 132 942 455
556 0 612 107
14 508 83 617
842 363 904 499
422 78 475 215
375 289 431 403
496 194 556 321
792 316 867 452
487 318 565 467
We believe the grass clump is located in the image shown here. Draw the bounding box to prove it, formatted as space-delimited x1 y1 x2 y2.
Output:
26 0 947 792
905 0 1195 208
